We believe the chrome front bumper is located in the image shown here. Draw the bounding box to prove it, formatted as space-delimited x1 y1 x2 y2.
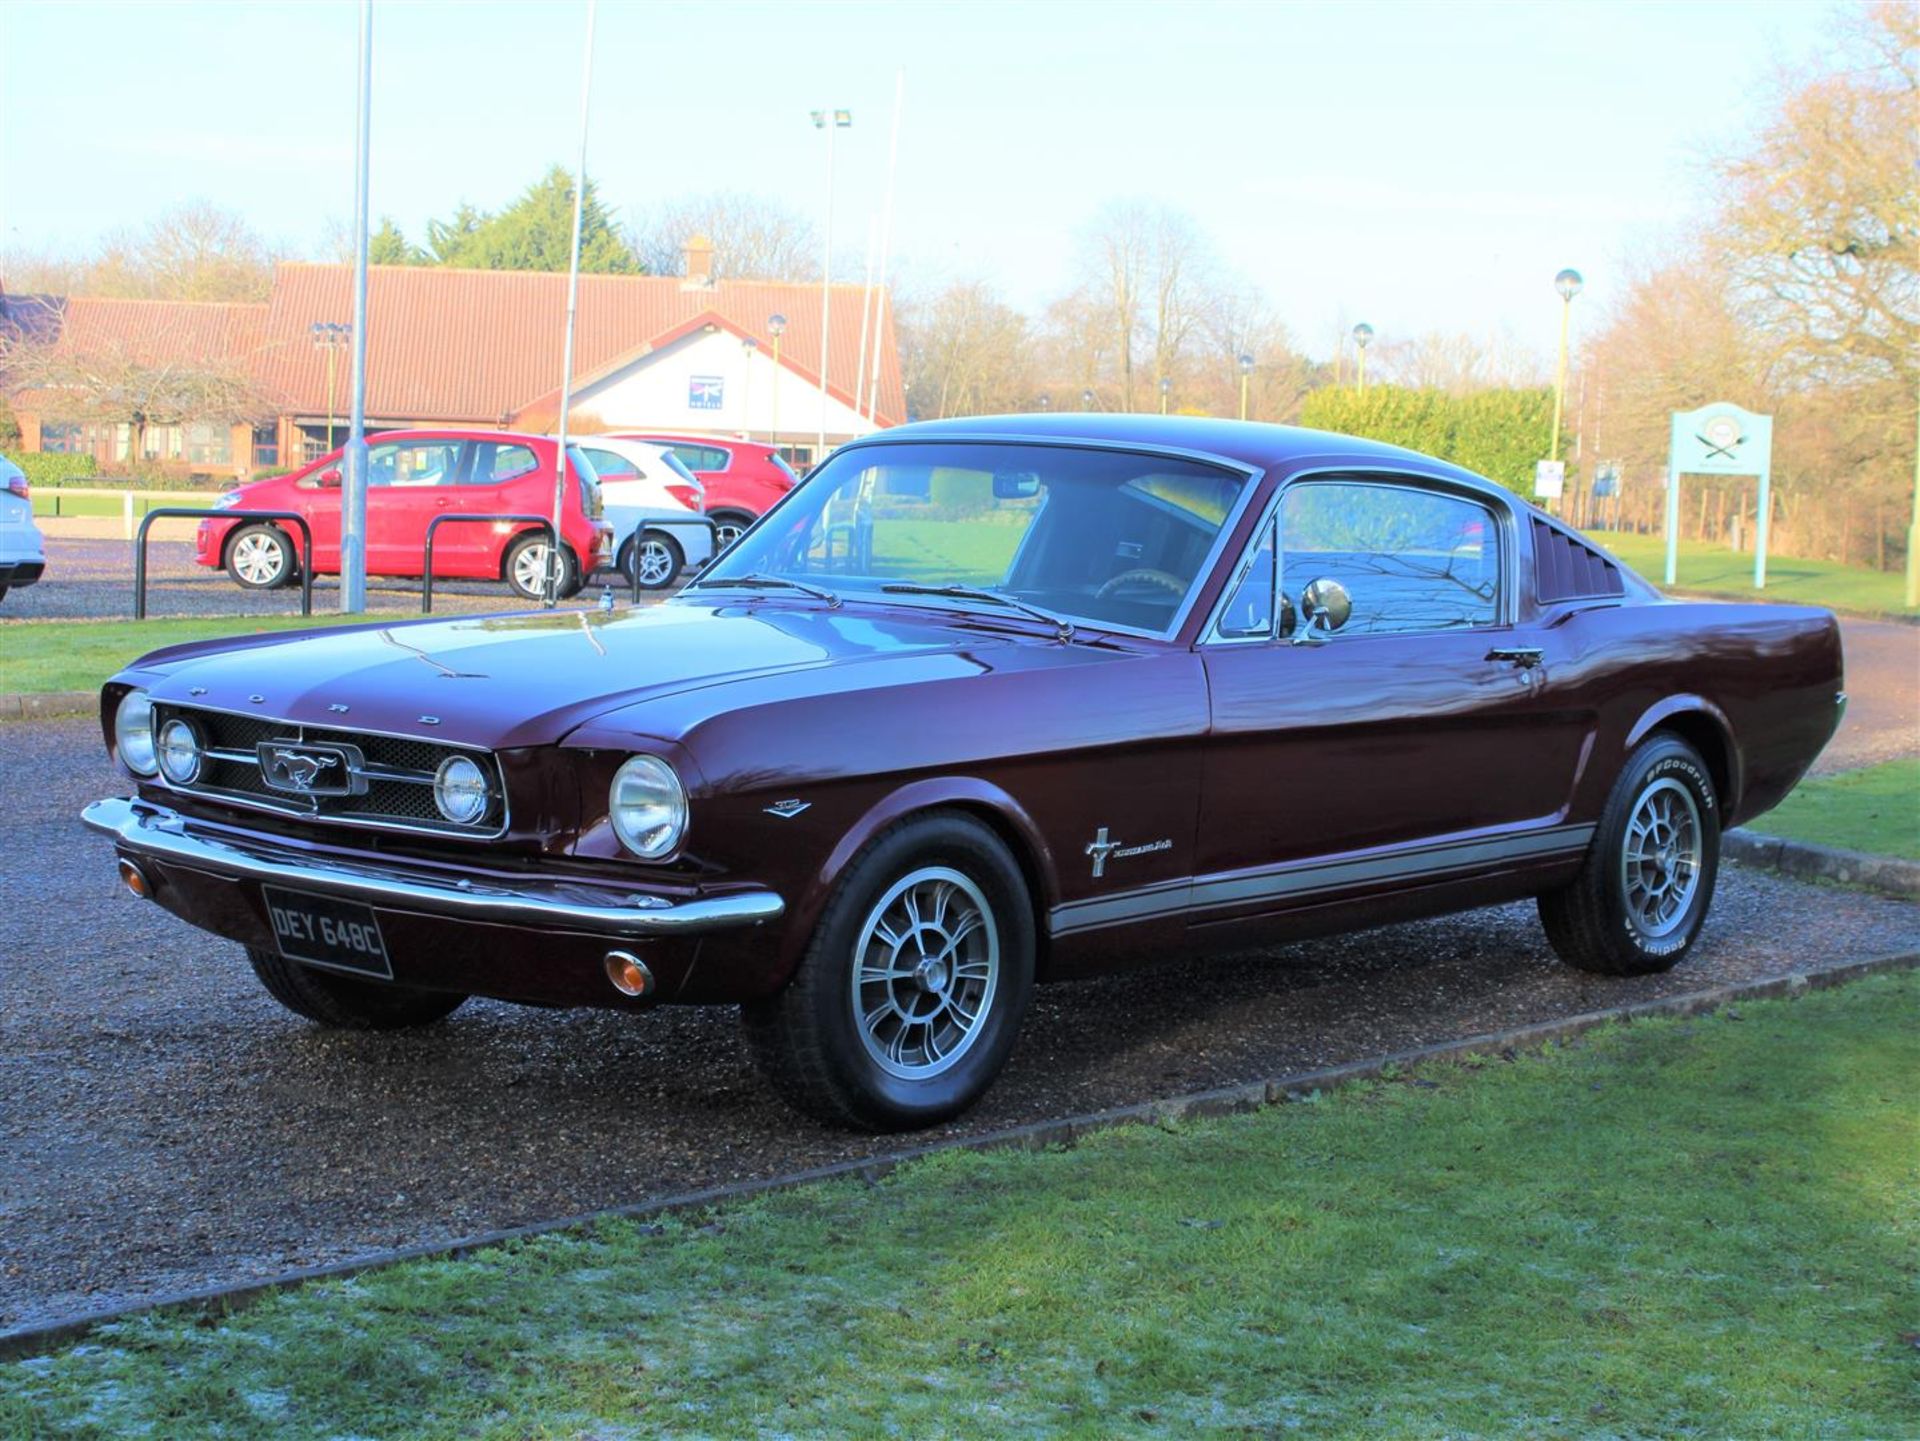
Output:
82 797 784 937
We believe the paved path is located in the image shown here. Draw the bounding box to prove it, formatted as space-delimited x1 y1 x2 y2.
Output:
1817 617 1919 774
1 716 1914 1331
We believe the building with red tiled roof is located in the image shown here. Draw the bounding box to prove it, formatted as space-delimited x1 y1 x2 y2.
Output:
8 245 902 477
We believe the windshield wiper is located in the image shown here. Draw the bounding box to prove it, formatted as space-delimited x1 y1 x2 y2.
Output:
880 583 1076 642
695 573 842 608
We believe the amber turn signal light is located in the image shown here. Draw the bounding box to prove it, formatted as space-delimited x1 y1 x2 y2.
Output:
117 859 152 899
604 950 654 998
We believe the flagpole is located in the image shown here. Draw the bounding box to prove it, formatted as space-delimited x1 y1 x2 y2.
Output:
865 69 904 423
340 0 373 613
547 0 597 606
851 215 877 438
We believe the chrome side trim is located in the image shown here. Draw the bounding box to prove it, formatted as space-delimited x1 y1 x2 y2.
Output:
83 797 783 938
1051 823 1596 936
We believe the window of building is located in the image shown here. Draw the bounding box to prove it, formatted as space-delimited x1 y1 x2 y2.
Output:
253 425 280 470
40 422 84 453
1278 480 1500 637
186 422 232 466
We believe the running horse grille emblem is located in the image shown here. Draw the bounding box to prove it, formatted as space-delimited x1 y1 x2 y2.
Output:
257 742 358 797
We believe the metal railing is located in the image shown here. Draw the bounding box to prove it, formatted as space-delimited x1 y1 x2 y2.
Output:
35 487 224 536
422 513 558 614
134 508 315 620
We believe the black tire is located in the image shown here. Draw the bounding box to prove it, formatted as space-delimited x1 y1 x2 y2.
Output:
504 533 581 601
1539 733 1720 975
620 530 684 591
709 510 754 552
225 523 297 591
245 947 467 1029
741 811 1035 1131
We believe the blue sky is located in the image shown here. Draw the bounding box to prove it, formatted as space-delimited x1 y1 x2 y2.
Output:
1 0 1835 363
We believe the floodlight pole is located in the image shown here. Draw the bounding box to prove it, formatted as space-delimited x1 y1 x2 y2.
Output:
339 0 373 614
813 107 851 462
865 70 905 424
1908 389 1920 609
547 0 597 608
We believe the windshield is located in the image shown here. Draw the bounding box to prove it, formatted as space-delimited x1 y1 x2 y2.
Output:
697 441 1250 635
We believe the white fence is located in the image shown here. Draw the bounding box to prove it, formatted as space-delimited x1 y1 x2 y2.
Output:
31 488 225 538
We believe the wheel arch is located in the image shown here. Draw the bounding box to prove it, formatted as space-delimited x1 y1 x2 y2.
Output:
1625 696 1740 814
783 777 1059 982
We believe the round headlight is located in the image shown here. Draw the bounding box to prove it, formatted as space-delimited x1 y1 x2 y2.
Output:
609 755 687 859
433 755 491 826
156 717 203 785
114 690 158 777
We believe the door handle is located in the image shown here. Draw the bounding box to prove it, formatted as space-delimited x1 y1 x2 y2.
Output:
1486 646 1545 670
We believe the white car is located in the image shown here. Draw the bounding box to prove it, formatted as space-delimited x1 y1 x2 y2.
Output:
0 457 46 602
574 437 716 591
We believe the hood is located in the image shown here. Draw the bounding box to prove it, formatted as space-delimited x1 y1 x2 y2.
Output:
126 600 1045 749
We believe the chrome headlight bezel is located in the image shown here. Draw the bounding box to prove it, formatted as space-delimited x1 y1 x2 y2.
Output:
114 689 158 777
609 754 688 859
155 716 203 785
432 754 491 826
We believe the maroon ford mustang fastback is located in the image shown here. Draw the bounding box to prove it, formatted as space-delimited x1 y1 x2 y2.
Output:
87 416 1845 1130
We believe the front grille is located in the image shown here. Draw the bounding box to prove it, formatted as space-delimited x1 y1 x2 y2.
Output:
151 702 505 837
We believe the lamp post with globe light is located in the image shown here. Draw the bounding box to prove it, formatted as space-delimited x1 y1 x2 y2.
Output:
1352 323 1374 394
1550 269 1583 463
1160 376 1172 415
768 313 787 456
1082 388 1095 411
1238 353 1255 421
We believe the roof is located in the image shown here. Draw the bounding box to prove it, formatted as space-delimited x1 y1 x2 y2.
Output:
256 263 904 427
33 295 269 368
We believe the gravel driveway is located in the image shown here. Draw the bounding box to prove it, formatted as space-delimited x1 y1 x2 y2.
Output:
1 716 1915 1332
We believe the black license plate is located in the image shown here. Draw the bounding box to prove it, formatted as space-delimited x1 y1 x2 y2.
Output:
263 886 392 979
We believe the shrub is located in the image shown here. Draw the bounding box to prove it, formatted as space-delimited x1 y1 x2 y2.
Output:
1 450 98 488
927 467 993 512
1298 386 1565 496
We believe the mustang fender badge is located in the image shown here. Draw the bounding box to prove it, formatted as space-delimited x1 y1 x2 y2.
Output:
1086 827 1171 878
765 799 812 819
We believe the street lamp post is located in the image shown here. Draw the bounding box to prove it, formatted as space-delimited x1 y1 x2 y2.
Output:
1550 269 1583 463
1081 388 1095 411
1238 352 1254 421
811 107 852 465
1038 393 1051 411
1159 376 1171 415
768 313 787 456
309 321 351 454
1352 323 1374 394
741 336 758 442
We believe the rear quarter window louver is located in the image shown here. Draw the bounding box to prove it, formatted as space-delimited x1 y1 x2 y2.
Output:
1533 518 1625 604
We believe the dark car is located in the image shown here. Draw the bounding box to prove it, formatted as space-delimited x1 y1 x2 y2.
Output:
86 416 1844 1131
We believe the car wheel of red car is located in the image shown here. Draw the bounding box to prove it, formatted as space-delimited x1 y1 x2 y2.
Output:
620 531 684 591
505 534 581 602
741 811 1035 1131
226 523 297 590
1539 733 1720 975
244 947 467 1029
709 511 754 551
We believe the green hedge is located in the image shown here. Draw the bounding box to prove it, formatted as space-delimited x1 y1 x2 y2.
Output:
1297 386 1565 496
927 467 993 512
2 450 99 487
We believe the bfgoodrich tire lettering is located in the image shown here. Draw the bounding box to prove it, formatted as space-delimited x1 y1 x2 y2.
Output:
246 946 467 1029
1539 734 1720 975
740 811 1035 1131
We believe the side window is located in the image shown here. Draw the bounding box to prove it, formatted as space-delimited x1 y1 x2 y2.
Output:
467 442 540 486
671 444 728 472
1279 481 1500 636
368 440 462 488
581 446 640 482
1215 520 1277 640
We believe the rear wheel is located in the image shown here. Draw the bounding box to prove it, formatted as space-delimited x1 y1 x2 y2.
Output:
710 510 754 551
1539 734 1720 975
741 812 1034 1131
620 530 684 591
505 533 581 601
225 523 296 590
246 947 466 1029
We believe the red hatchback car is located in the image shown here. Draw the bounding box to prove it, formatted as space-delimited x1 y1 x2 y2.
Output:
609 433 800 548
198 430 612 601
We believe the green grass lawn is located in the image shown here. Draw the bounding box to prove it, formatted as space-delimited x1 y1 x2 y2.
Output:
30 490 223 519
0 616 367 695
5 973 1915 1438
1586 529 1917 615
1747 758 1920 860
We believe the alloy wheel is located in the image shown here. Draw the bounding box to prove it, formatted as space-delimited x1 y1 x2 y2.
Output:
850 866 1000 1080
1619 777 1703 940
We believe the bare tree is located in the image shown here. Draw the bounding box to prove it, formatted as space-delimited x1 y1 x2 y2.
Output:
898 279 1033 420
629 192 820 280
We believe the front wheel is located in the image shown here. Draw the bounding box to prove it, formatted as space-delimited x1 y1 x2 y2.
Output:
246 947 467 1029
1539 733 1720 975
504 533 581 601
621 530 684 591
226 523 297 590
709 510 754 552
741 812 1035 1131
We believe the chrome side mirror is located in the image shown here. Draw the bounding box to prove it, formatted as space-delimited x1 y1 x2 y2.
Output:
1292 576 1352 646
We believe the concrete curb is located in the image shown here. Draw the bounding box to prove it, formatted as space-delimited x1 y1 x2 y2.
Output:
1724 827 1920 899
2 948 1913 1362
0 690 93 721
